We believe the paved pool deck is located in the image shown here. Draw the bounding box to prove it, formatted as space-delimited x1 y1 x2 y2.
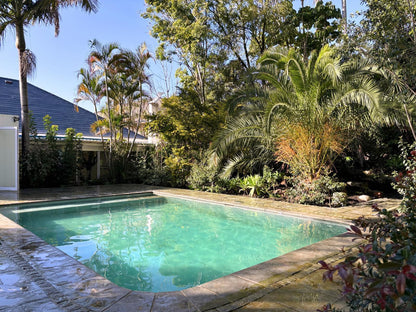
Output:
0 184 400 311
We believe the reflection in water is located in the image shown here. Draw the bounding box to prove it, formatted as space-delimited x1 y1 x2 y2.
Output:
3 196 345 292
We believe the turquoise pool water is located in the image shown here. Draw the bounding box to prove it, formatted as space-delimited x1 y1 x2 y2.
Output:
1 194 345 292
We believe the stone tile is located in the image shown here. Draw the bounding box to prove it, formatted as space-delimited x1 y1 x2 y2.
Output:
257 278 341 312
0 280 62 311
201 274 264 303
103 291 154 312
62 276 131 311
234 301 298 312
232 253 309 286
151 292 198 312
33 261 98 289
17 298 66 312
182 285 231 311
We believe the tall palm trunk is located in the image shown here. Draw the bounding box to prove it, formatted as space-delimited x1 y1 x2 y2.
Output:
16 22 29 159
104 71 113 175
341 0 347 34
128 82 144 158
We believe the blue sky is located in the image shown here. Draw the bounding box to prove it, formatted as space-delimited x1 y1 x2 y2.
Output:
0 0 365 113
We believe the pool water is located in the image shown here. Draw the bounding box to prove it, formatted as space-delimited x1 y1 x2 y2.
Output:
1 195 345 292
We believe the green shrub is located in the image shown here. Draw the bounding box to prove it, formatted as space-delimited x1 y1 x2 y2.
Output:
21 115 83 187
285 172 346 206
394 139 416 212
331 192 348 207
62 128 82 184
239 175 266 197
187 156 217 191
132 144 172 186
217 177 241 194
262 166 284 198
319 140 416 311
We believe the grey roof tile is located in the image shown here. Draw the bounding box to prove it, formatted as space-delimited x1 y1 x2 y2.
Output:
0 77 146 140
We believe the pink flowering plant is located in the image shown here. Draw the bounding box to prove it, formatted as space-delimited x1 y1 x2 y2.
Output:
318 140 416 312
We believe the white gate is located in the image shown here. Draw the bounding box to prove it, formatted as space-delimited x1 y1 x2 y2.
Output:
0 115 19 191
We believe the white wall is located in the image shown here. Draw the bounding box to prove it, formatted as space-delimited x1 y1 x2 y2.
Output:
0 114 19 191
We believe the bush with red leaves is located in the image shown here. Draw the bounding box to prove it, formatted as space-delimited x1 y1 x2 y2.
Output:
318 141 416 312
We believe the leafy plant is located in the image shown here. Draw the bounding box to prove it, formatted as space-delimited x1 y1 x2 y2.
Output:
238 175 264 197
62 128 83 184
285 172 346 206
262 166 284 198
164 147 192 188
187 153 218 191
319 141 416 311
394 139 416 212
211 45 383 181
21 115 83 187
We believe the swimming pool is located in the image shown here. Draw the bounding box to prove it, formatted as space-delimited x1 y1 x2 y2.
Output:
1 194 346 292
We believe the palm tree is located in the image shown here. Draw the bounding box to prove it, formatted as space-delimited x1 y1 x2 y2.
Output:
341 0 347 34
212 45 382 181
88 39 121 164
119 43 153 157
0 0 98 160
75 67 104 141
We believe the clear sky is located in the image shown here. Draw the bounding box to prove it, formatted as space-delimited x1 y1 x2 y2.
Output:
0 0 365 113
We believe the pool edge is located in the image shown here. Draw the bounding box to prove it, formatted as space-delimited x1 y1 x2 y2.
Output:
0 191 363 312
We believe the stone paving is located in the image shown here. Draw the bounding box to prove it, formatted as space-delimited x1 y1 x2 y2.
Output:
0 185 401 311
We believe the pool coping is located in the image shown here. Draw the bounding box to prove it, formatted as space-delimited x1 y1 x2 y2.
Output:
0 187 396 311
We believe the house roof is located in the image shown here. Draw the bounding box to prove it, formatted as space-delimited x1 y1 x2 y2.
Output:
0 77 146 141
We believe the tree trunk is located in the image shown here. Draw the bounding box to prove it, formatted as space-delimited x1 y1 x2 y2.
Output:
104 71 113 176
342 0 347 34
16 22 29 160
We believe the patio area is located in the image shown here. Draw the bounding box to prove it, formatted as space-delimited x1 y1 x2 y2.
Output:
0 185 400 311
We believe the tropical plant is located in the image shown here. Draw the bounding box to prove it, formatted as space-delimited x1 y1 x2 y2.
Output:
319 143 416 311
87 39 121 162
0 0 98 160
118 43 153 157
239 174 266 197
75 68 103 135
212 45 383 182
76 41 154 181
338 0 416 141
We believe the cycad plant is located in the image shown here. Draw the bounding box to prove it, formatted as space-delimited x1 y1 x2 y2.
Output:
212 45 382 182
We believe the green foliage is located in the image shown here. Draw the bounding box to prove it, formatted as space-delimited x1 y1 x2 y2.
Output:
62 128 83 185
143 0 342 105
147 89 225 152
294 1 341 58
261 165 284 197
164 147 192 188
143 0 297 103
345 0 416 89
331 192 348 207
187 154 218 191
126 144 173 186
79 40 153 179
238 166 283 198
319 141 416 311
239 175 265 197
21 115 83 188
337 0 416 140
212 45 383 180
285 173 346 206
394 139 416 212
